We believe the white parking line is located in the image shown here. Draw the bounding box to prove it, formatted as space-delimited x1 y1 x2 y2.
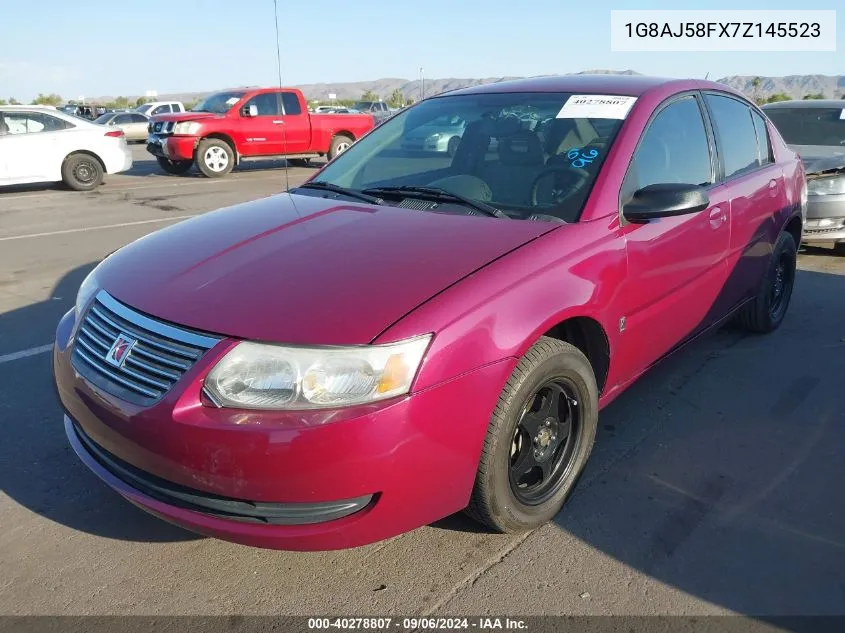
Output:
0 344 53 364
0 215 197 242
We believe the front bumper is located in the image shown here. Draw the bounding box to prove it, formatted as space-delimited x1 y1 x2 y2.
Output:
146 135 197 162
53 307 513 551
803 193 845 244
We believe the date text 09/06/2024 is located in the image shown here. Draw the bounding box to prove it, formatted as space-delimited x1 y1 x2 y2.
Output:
623 21 821 38
307 617 528 631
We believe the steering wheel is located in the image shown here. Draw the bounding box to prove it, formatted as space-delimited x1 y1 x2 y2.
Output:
530 165 591 207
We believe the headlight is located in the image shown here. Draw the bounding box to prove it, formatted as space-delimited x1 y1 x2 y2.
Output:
173 121 201 135
204 335 432 410
807 175 845 196
427 133 442 141
75 268 100 320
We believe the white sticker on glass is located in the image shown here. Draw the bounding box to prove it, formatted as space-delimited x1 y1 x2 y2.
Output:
226 97 240 106
556 95 638 120
840 108 845 120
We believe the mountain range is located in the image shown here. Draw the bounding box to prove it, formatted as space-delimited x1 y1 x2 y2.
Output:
89 70 845 105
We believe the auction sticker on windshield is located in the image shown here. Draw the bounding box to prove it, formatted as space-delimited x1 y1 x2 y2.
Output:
556 95 638 119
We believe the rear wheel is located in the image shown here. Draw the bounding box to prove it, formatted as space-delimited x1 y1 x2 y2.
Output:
195 138 234 178
465 337 598 533
327 135 353 161
156 157 193 175
734 230 797 333
61 153 103 191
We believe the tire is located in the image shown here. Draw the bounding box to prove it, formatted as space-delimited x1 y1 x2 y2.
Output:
447 136 460 157
156 157 193 175
287 158 310 168
734 230 797 334
465 337 599 533
833 242 845 257
195 138 235 178
61 153 104 191
327 135 353 161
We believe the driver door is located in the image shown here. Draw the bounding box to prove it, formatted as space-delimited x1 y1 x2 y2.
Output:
613 93 731 382
239 92 284 156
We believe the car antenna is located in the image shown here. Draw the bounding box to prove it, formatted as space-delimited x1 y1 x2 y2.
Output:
273 0 296 212
704 72 710 80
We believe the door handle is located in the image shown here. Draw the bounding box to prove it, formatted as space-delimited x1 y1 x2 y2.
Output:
709 207 725 229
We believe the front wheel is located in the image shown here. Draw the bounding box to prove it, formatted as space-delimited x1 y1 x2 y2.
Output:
61 153 104 191
327 135 353 161
156 157 193 175
195 138 235 178
465 337 598 533
734 230 797 333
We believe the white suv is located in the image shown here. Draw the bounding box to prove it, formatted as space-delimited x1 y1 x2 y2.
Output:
0 105 133 190
134 101 186 116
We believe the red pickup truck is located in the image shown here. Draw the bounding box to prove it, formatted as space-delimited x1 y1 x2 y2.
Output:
146 87 375 178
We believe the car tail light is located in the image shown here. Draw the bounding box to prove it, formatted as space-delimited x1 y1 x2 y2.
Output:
104 130 124 138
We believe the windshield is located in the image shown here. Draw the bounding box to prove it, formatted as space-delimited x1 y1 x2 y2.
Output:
312 92 627 222
352 102 374 110
191 91 247 114
765 107 845 147
134 104 152 114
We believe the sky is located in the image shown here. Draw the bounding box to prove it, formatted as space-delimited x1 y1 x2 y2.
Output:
1 0 842 102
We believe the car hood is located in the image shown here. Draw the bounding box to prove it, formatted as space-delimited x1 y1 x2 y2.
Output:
791 146 845 177
150 112 222 123
96 193 556 345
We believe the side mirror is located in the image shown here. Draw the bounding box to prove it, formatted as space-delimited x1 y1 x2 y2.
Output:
622 183 710 223
244 104 258 117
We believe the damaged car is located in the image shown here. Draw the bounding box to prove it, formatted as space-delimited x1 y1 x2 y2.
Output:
763 100 845 254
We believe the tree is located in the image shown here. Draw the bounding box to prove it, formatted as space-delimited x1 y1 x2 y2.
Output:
361 89 379 102
135 96 150 107
405 97 415 106
751 77 762 104
387 89 404 109
9 97 20 105
765 92 791 103
802 93 825 100
0 99 6 106
31 93 63 106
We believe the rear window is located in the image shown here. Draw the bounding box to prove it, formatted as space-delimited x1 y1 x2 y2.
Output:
764 107 845 147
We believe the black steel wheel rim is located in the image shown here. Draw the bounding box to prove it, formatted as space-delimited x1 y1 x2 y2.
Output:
74 160 97 184
769 250 795 320
508 378 582 505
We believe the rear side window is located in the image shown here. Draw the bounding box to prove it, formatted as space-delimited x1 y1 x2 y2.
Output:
151 104 171 115
705 94 760 179
1 111 73 134
623 95 712 201
130 113 147 123
281 93 302 115
751 111 772 165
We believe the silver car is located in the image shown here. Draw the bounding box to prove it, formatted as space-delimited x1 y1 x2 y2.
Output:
93 112 150 143
401 115 467 156
763 100 845 254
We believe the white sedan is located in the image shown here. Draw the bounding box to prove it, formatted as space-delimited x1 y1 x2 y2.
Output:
0 105 133 191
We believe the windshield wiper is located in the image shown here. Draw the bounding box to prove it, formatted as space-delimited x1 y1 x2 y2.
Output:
362 186 508 219
295 181 383 205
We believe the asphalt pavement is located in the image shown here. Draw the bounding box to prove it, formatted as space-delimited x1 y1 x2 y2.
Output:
1 145 843 617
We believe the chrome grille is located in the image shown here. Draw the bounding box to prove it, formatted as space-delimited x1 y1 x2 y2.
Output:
71 291 221 406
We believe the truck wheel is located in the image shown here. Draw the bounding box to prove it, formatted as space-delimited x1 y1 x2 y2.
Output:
156 157 193 175
61 153 104 191
328 135 353 161
464 337 598 533
196 138 234 178
734 230 797 334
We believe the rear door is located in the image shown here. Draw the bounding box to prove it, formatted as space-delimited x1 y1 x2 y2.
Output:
279 92 311 153
614 92 732 380
702 92 786 305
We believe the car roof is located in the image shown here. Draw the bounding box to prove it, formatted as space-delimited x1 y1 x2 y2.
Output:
0 104 59 110
438 74 737 98
761 99 845 109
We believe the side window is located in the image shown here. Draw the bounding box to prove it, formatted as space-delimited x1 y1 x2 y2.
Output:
281 93 302 115
752 111 773 165
705 94 761 179
245 92 282 116
2 111 72 134
622 96 712 201
151 105 170 116
113 114 132 125
130 114 148 123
